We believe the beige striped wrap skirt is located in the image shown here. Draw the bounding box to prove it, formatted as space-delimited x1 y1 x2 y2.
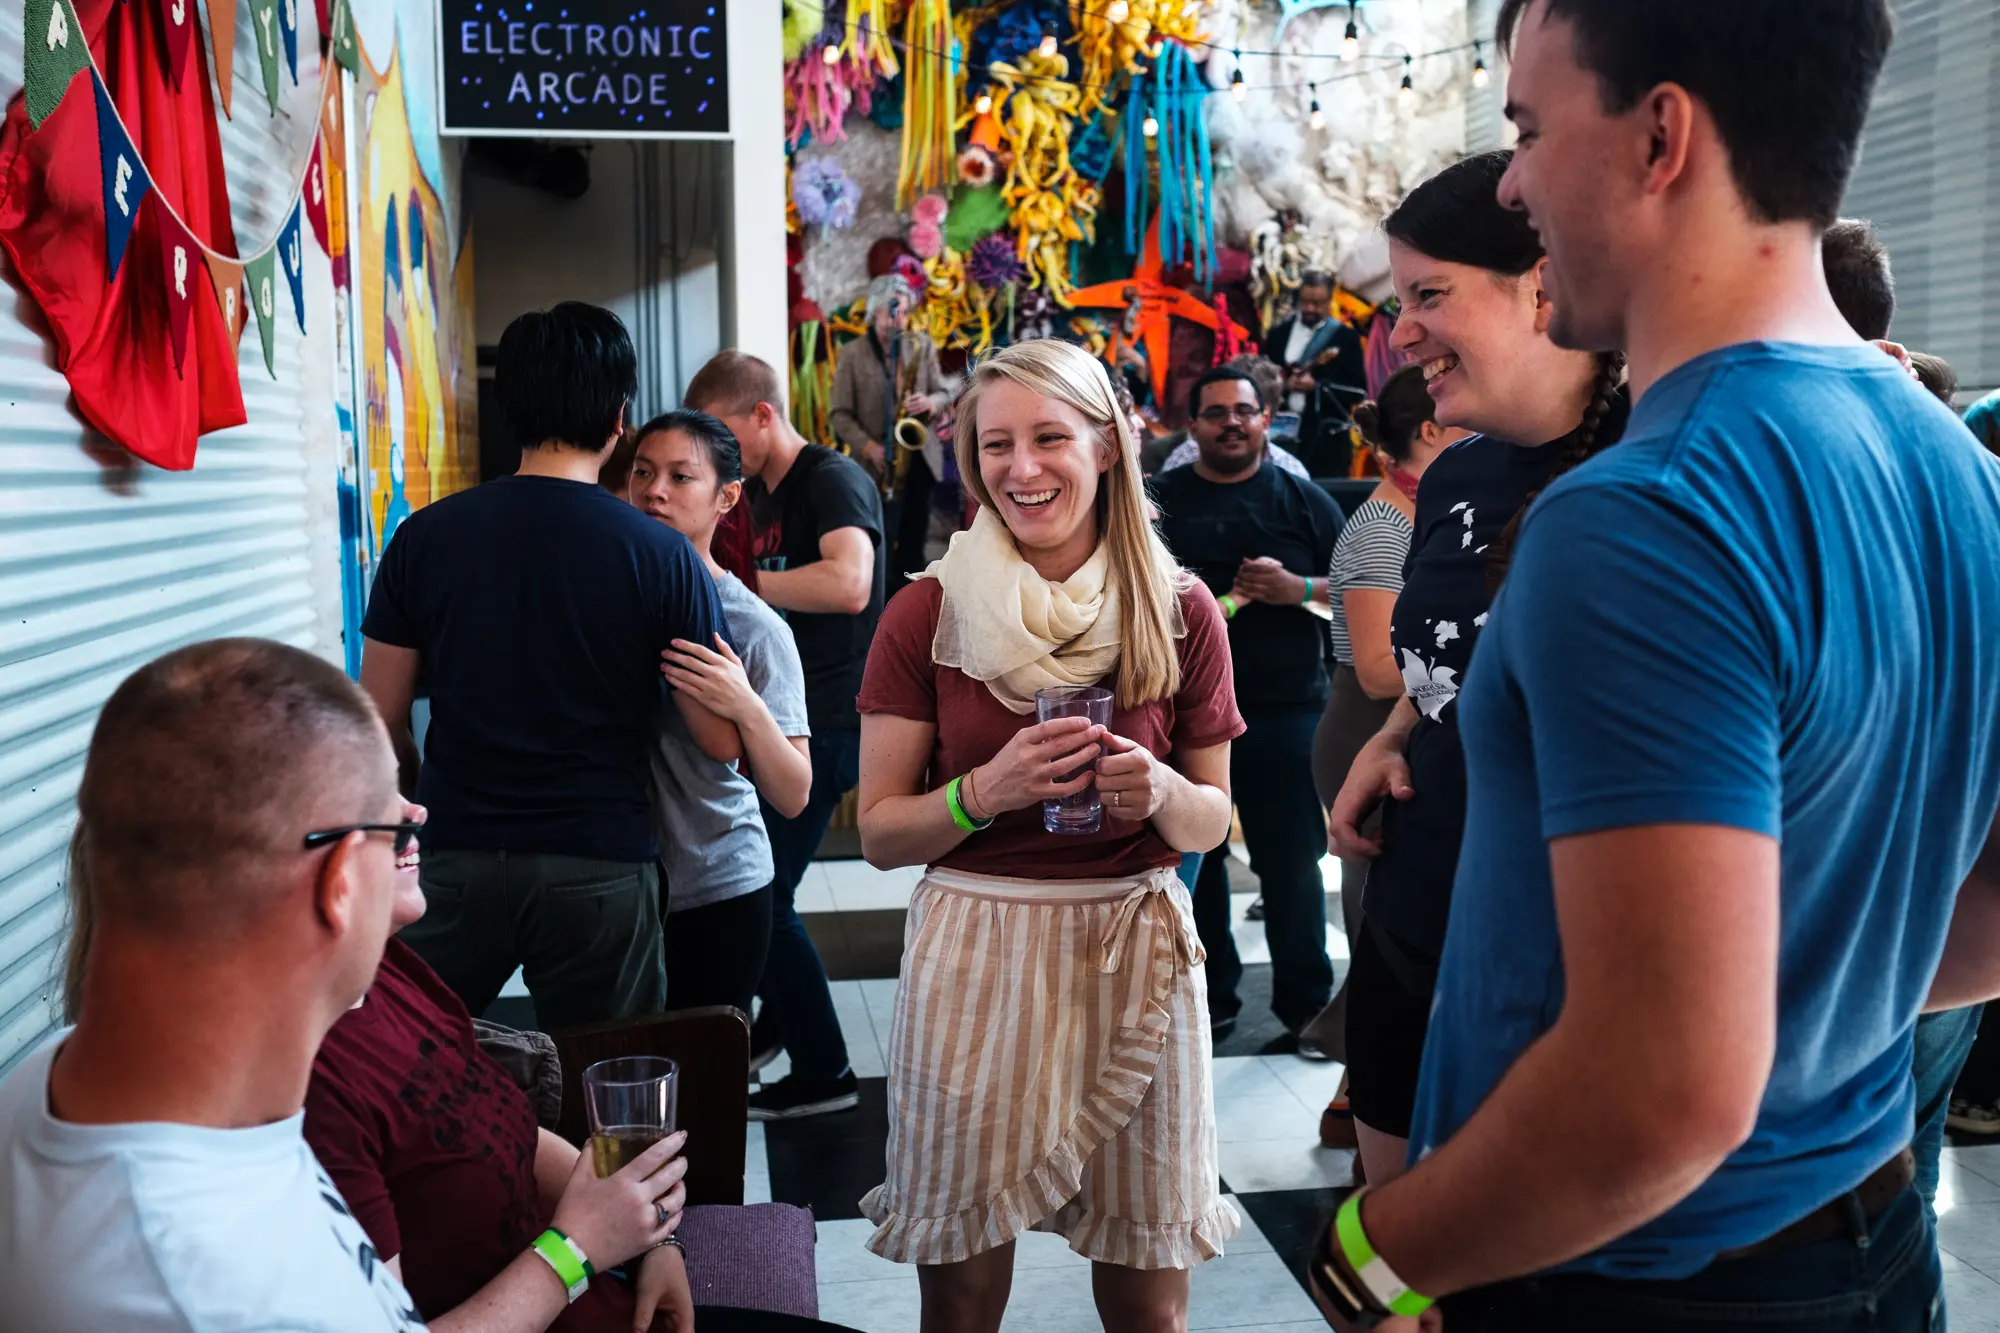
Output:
860 864 1240 1269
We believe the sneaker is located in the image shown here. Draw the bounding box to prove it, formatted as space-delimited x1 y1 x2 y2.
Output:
747 1071 860 1121
1949 1098 2000 1136
1244 895 1266 922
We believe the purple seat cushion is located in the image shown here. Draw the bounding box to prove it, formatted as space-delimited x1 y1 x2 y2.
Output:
678 1203 819 1318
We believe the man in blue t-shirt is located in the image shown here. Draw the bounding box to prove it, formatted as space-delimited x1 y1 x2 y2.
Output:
360 303 739 1030
1308 5 2000 1332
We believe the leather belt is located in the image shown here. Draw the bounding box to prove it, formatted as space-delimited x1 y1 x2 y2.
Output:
1717 1149 1915 1261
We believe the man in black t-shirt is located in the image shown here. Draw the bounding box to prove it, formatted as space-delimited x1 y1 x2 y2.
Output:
1152 368 1344 1045
360 303 739 1029
686 350 885 1120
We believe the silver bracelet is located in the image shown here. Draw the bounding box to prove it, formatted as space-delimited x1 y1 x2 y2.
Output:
656 1233 687 1256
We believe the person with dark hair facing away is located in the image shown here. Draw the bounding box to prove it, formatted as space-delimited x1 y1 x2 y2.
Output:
1821 218 1896 343
360 303 739 1030
1262 270 1368 475
0 641 476 1327
1326 150 1631 1187
1299 365 1469 1090
685 349 883 1120
1309 6 2000 1333
1152 366 1345 1045
625 410 813 1016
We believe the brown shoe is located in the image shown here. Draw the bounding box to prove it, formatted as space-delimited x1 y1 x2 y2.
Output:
1320 1095 1359 1150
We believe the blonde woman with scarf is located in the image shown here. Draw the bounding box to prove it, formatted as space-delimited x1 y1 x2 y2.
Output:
855 340 1244 1333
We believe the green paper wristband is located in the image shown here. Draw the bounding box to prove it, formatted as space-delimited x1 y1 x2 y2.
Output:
1218 594 1239 619
946 776 992 833
1302 576 1316 604
1335 1191 1432 1319
531 1228 591 1302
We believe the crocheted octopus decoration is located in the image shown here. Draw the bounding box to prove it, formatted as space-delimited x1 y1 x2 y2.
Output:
987 48 1097 306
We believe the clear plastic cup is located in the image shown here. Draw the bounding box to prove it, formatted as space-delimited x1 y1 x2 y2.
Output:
1035 685 1113 835
582 1056 678 1177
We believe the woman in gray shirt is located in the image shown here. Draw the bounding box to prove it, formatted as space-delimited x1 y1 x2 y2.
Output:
628 410 813 1014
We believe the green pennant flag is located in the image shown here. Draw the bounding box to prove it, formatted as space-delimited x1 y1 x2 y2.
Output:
250 0 281 114
245 247 279 378
24 0 91 129
330 0 359 75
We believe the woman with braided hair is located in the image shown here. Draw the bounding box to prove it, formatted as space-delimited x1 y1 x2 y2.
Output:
1325 149 1631 1189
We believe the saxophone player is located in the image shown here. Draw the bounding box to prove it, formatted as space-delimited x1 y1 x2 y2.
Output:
830 274 948 588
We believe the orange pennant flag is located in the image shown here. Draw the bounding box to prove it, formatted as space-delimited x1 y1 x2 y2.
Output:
208 0 237 118
208 255 248 346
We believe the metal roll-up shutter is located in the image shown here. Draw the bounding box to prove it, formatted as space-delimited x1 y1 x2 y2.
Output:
1843 0 2000 394
0 8 346 1072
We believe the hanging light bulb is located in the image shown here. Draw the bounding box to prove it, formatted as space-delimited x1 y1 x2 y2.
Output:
1107 0 1129 22
1341 2 1359 61
1231 53 1246 102
1143 113 1160 138
1039 31 1058 58
822 40 842 65
1309 83 1324 130
1399 54 1415 109
1472 44 1490 90
975 91 992 115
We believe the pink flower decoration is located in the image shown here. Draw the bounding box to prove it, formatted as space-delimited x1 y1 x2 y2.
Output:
912 193 949 226
909 220 945 260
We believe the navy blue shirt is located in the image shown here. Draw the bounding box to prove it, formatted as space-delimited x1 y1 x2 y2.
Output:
1412 343 2000 1277
361 475 727 862
1150 462 1345 709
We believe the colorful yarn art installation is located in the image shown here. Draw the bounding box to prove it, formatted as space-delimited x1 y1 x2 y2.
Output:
1069 0 1152 117
897 0 958 208
1070 220 1252 406
793 157 863 232
1126 39 1217 285
909 193 948 260
989 49 1096 305
966 233 1028 290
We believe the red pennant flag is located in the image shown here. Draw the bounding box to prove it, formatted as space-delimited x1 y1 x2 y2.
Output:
208 255 247 346
155 200 200 377
303 133 331 255
159 0 195 91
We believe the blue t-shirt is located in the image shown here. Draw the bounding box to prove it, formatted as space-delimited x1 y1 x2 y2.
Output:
361 475 727 862
1411 343 2000 1278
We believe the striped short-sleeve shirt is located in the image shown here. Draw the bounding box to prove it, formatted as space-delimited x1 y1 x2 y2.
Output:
1326 498 1413 665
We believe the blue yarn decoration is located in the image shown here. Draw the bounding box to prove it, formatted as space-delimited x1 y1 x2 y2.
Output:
1125 43 1216 283
868 73 905 131
966 2 1066 94
1073 110 1115 183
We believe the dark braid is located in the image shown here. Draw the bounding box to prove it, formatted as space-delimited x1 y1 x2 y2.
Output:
1485 350 1628 594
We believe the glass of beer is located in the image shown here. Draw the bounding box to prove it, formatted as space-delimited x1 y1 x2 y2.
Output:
582 1056 678 1177
1035 685 1114 835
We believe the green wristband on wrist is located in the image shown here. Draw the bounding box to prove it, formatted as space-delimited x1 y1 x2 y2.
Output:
946 775 994 833
531 1228 594 1303
1334 1190 1433 1319
1302 576 1316 604
1218 594 1240 619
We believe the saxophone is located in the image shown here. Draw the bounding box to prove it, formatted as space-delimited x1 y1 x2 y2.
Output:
886 331 933 502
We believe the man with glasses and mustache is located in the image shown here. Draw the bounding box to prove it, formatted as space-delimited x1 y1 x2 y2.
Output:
1152 367 1345 1048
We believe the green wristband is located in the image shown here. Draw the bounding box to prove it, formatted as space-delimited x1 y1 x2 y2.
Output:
1302 576 1315 604
531 1228 593 1303
1218 594 1239 620
1334 1191 1432 1319
946 775 993 833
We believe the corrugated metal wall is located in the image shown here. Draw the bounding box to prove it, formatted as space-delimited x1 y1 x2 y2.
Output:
0 8 345 1071
1844 0 2000 395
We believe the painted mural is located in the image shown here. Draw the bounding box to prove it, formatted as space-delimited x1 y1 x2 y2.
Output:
351 12 478 554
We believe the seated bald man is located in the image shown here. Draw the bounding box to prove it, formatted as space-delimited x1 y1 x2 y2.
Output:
0 639 685 1330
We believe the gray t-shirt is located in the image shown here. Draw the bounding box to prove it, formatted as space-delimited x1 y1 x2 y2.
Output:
652 571 810 912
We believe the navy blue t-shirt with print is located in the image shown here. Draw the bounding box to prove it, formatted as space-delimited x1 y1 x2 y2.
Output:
1413 343 2000 1278
361 475 727 863
1364 395 1627 955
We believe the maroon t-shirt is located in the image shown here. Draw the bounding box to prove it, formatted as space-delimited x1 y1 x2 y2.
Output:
857 577 1245 878
305 939 638 1331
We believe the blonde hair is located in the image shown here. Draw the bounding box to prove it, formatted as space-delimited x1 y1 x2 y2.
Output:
954 340 1190 708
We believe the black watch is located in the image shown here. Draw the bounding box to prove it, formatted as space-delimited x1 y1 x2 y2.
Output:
1308 1221 1391 1329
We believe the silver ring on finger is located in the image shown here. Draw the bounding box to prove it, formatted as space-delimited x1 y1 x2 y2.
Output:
1111 790 1122 807
657 1202 670 1229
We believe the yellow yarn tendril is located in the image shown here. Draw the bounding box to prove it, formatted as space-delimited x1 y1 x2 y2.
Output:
897 0 957 208
988 51 1096 307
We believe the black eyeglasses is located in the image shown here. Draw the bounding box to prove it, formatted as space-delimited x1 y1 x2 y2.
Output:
303 821 424 856
1196 404 1265 424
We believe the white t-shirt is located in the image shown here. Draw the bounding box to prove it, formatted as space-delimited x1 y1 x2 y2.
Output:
0 1035 428 1332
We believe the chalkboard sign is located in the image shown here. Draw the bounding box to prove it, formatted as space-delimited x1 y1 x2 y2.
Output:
438 0 730 138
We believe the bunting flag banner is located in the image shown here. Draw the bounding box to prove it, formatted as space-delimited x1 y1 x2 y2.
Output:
320 76 351 286
250 0 282 114
209 255 249 346
278 203 305 333
159 0 196 92
329 0 358 75
313 0 331 40
279 0 299 83
94 76 153 279
24 0 91 130
155 200 200 376
246 248 278 377
209 0 238 118
302 135 331 254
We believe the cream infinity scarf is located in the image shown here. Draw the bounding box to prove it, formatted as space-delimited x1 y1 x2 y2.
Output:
920 507 1124 714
